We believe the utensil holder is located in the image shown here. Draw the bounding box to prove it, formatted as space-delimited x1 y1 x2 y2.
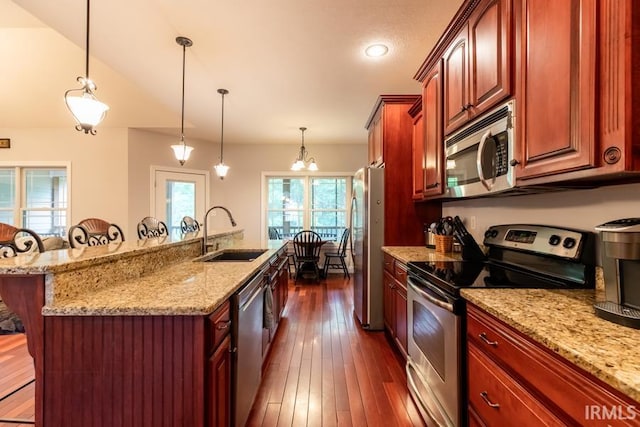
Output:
435 235 454 253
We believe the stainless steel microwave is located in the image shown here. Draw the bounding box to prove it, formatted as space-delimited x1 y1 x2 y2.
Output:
444 100 515 198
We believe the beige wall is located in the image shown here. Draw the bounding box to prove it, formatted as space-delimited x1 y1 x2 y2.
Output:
442 182 640 262
0 127 129 234
127 128 217 239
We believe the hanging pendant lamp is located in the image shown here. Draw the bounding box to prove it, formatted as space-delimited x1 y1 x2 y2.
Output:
291 127 318 171
64 0 109 135
214 88 230 179
170 36 194 166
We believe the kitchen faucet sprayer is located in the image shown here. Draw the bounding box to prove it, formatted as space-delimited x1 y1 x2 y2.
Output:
202 206 237 255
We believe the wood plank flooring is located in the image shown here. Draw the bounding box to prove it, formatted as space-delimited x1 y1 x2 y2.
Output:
0 276 423 426
247 276 424 427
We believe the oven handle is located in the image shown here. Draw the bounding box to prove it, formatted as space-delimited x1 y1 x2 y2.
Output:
476 130 495 191
408 276 455 313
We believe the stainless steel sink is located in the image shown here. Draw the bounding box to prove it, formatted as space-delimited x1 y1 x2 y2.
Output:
197 249 267 262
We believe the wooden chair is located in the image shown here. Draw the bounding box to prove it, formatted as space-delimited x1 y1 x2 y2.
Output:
293 230 323 283
137 216 169 239
68 218 125 248
0 222 45 258
323 228 350 278
180 216 200 234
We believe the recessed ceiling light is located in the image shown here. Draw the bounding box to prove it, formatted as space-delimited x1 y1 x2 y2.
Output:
365 44 389 57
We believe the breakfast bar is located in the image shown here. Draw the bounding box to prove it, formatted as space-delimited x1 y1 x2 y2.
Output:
0 230 287 427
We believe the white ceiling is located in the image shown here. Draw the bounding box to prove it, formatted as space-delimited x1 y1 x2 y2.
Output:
1 0 462 145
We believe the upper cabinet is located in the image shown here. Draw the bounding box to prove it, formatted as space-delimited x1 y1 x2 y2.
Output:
414 0 640 194
443 0 513 135
514 0 596 180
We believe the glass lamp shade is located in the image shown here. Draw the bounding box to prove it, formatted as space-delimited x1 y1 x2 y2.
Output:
308 160 318 171
171 143 194 166
291 160 305 171
65 91 109 133
214 162 230 179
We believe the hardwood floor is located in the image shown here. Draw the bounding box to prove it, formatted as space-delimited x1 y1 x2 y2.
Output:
0 276 423 426
247 276 424 427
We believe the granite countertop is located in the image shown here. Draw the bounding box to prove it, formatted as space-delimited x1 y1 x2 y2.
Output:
0 228 240 275
41 238 286 317
381 246 461 264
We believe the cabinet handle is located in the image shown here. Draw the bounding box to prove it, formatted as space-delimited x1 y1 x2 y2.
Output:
229 347 237 354
509 159 520 167
425 182 439 189
480 391 500 408
478 332 498 346
462 103 474 111
216 320 231 330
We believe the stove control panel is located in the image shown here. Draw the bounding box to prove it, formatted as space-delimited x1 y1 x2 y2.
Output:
483 224 588 260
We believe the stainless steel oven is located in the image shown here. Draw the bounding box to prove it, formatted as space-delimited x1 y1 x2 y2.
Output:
444 100 515 198
407 273 463 427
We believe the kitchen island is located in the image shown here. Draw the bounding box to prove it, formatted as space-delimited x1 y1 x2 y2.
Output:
0 229 287 427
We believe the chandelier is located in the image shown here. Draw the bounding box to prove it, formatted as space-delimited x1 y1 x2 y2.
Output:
64 0 109 135
291 127 318 171
170 36 194 166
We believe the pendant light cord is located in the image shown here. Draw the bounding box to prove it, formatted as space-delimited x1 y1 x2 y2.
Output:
180 43 186 143
85 0 90 79
220 91 225 162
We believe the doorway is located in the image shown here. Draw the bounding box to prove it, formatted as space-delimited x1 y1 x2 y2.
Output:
151 167 209 238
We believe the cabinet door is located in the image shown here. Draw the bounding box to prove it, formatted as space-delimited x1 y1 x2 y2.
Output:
423 62 444 197
516 0 596 179
368 114 383 166
411 108 425 199
444 25 470 134
383 271 395 334
468 0 512 114
394 283 408 358
207 335 231 427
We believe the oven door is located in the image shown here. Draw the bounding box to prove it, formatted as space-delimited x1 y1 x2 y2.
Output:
407 275 461 427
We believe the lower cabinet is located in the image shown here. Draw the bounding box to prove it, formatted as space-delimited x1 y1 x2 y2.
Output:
383 253 408 358
207 335 232 427
467 303 639 426
207 299 232 427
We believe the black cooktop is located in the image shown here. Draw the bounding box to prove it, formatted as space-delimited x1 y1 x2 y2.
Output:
408 259 594 297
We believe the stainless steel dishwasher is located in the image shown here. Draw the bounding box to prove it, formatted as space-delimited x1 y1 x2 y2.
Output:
233 270 265 427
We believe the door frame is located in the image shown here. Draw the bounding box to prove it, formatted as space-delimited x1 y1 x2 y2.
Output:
149 165 211 223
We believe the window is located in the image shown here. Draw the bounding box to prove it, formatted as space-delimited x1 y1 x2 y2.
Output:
265 175 350 241
0 166 69 237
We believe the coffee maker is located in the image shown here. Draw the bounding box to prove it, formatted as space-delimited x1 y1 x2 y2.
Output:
594 218 640 328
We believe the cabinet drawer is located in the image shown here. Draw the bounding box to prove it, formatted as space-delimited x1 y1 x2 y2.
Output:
394 261 407 284
208 299 231 351
468 343 564 426
467 304 639 425
383 253 395 273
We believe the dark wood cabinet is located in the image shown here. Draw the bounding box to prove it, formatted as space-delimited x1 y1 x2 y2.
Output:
207 335 231 427
410 98 425 200
443 0 512 136
468 0 512 115
467 303 640 426
382 253 408 359
514 0 597 180
368 114 383 167
423 62 444 198
366 95 442 245
443 26 470 135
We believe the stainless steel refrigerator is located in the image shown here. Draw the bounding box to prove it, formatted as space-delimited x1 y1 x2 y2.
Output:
351 167 385 330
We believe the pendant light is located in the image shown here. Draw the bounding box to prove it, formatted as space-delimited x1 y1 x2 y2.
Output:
64 0 109 135
170 36 194 166
291 127 318 171
214 88 230 179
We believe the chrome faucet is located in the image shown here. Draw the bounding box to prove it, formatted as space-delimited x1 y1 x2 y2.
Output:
203 206 237 254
